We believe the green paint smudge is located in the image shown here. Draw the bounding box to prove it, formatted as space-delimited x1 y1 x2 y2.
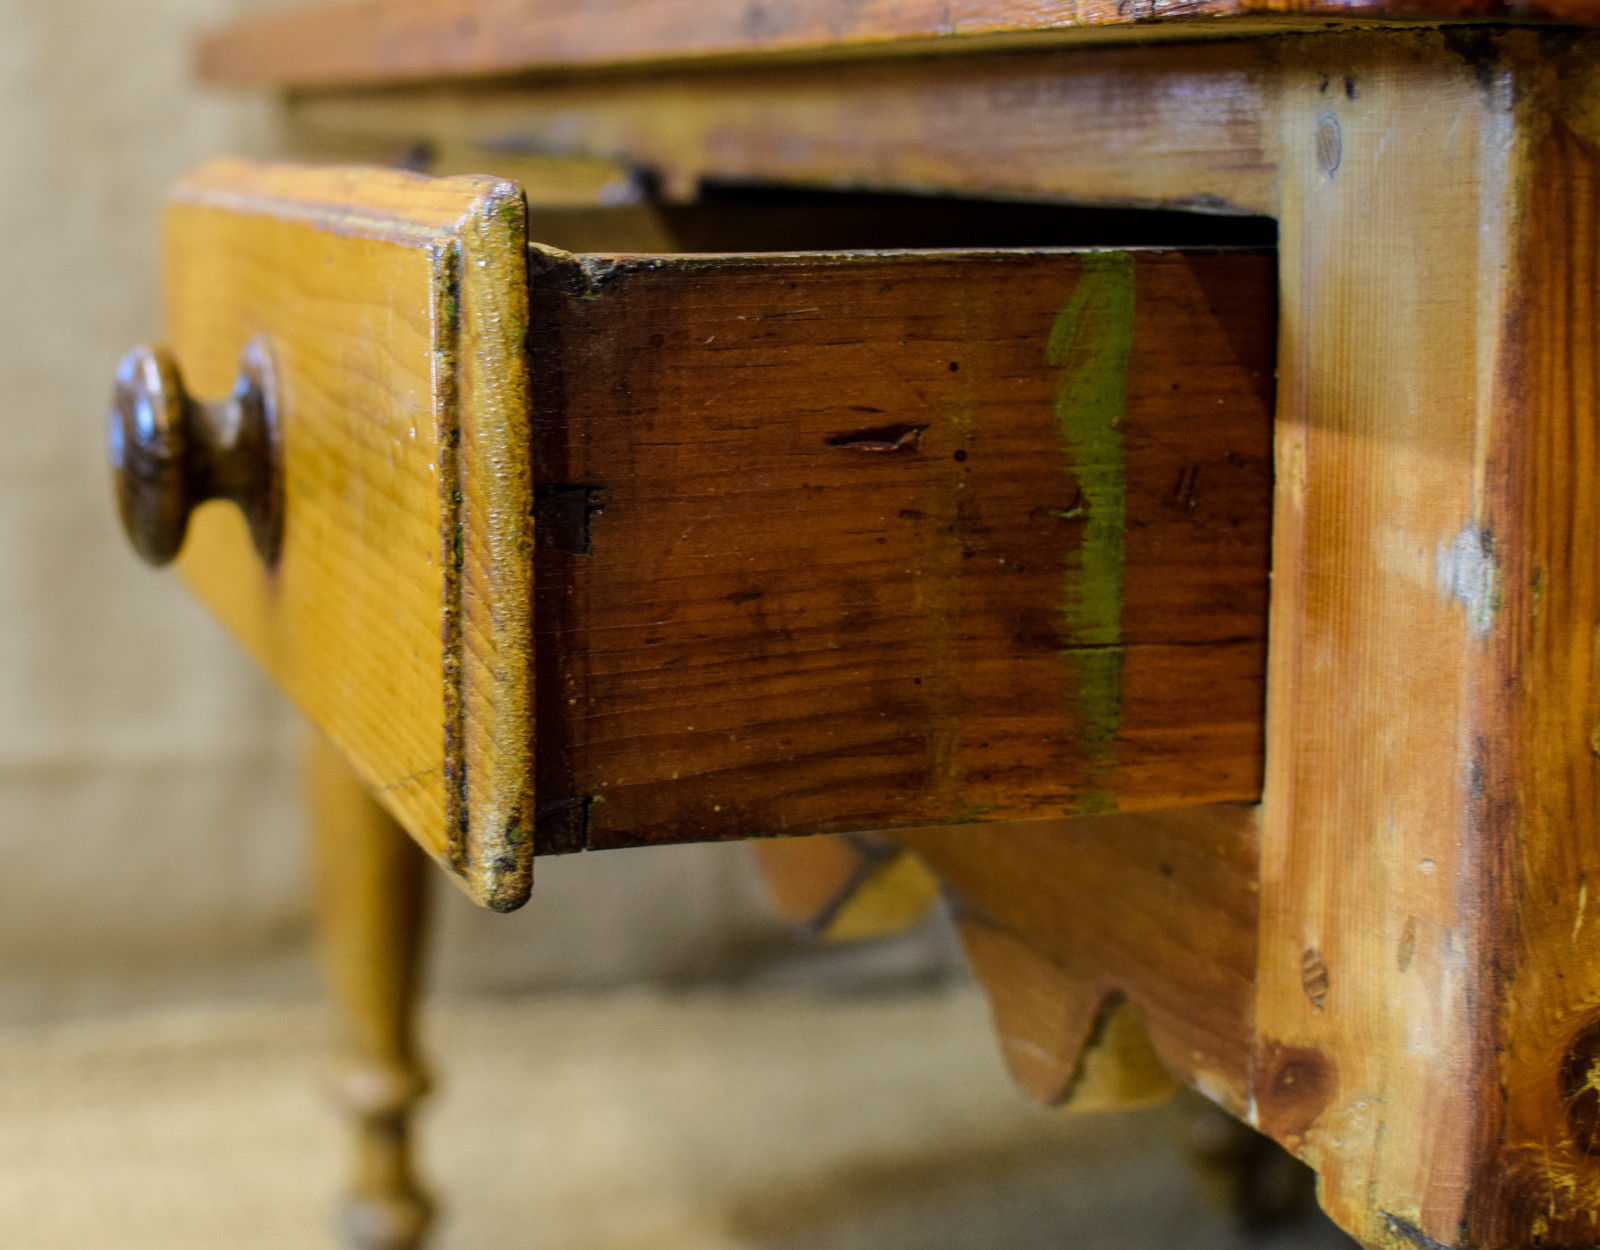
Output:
1048 254 1134 812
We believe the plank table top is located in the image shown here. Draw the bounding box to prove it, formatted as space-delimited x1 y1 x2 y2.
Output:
199 0 1599 88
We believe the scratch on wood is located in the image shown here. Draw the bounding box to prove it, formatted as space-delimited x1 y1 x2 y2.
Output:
378 765 444 794
742 306 820 321
826 423 926 452
1049 254 1134 813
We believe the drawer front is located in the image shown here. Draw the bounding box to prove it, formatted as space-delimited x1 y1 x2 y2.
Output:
124 160 1274 908
160 160 533 909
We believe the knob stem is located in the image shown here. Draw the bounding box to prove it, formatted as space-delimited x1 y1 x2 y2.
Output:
108 339 281 567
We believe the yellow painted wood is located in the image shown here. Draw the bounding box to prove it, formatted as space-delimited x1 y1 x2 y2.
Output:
754 834 939 940
168 159 533 909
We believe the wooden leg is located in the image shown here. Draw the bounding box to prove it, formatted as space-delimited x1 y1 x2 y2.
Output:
306 732 434 1250
1259 30 1600 1248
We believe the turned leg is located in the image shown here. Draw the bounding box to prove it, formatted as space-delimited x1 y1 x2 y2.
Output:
305 732 434 1250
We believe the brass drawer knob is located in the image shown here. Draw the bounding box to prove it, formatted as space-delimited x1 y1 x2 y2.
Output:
107 339 281 566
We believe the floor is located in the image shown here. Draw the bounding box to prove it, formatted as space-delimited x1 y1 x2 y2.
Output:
0 985 1357 1249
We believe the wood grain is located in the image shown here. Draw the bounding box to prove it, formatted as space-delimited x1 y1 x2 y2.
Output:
198 0 1595 89
166 159 534 909
1255 35 1515 1246
1474 61 1600 1247
1255 29 1600 1249
288 41 1281 216
1255 41 1496 1240
189 22 1600 1248
529 246 1275 853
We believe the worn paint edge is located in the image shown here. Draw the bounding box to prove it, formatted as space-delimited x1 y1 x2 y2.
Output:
444 182 536 911
435 238 467 890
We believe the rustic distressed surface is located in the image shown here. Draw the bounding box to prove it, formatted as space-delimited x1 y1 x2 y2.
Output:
199 0 1594 88
166 159 533 908
1255 29 1600 1250
307 731 434 1250
1254 39 1502 1238
288 42 1282 215
529 246 1274 853
1478 57 1600 1247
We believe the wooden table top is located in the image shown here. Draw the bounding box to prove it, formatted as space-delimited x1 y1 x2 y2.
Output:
199 0 1597 89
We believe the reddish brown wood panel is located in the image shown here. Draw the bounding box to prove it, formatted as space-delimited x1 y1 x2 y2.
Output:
199 0 1592 89
1472 108 1600 1250
530 246 1275 853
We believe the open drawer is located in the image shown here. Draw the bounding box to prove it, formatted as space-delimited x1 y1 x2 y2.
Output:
109 160 1274 910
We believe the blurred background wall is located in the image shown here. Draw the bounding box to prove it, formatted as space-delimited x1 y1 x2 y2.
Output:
1 0 304 1019
0 0 955 1025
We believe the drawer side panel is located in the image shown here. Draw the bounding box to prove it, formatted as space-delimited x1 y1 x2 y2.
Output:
530 246 1275 851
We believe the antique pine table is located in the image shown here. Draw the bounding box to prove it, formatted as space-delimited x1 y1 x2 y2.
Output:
106 1 1600 1246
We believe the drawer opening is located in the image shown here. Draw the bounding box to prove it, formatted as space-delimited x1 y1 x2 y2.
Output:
524 180 1277 256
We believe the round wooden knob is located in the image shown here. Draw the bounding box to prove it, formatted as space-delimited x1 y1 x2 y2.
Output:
108 339 282 567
